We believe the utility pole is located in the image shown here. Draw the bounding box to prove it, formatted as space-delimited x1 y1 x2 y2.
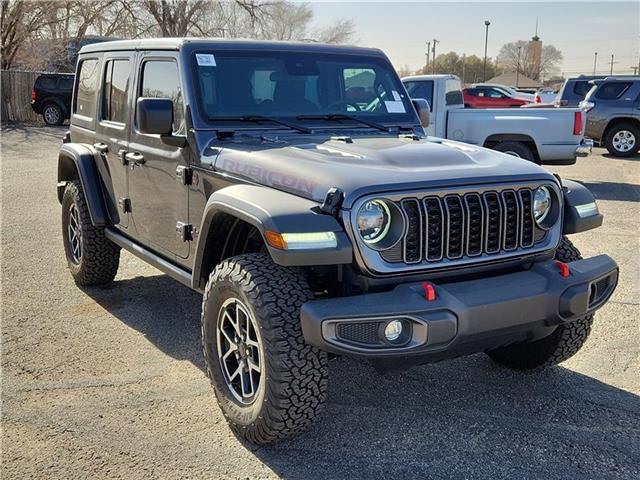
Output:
425 41 431 73
432 39 439 74
609 53 617 75
461 53 466 84
593 52 598 75
632 66 639 75
483 20 491 82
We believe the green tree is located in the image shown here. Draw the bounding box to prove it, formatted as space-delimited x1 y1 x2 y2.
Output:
417 52 500 84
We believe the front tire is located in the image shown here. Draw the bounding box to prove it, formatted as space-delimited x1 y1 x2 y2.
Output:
42 103 64 126
201 253 329 444
62 180 120 286
486 237 594 370
605 123 639 157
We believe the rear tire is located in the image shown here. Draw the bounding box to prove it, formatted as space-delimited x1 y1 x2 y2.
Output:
604 122 639 157
61 180 120 286
486 237 594 370
42 103 64 126
201 253 329 444
492 141 536 162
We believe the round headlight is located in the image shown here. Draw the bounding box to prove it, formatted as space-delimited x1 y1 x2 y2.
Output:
533 186 552 224
357 199 390 244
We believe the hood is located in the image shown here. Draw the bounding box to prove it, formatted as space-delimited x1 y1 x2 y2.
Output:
208 134 556 208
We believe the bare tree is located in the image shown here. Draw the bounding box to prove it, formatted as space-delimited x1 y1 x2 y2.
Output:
497 40 563 80
1 1 53 69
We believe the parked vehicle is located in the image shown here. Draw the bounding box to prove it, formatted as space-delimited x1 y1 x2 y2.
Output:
534 87 558 105
403 74 592 164
463 86 530 108
58 39 617 445
30 73 74 125
472 83 535 102
580 76 640 157
555 76 603 107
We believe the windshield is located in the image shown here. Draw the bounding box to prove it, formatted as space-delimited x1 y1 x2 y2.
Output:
193 50 417 128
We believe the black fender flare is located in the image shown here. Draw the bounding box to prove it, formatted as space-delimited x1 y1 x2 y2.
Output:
57 143 109 226
192 184 352 290
562 179 603 234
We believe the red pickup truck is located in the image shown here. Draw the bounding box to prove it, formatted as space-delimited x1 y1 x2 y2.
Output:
463 85 530 108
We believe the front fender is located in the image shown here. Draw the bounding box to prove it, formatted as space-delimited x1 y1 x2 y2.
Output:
192 185 353 289
562 179 603 234
58 143 109 226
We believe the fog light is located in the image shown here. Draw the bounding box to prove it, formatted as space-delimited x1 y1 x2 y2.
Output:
384 320 403 341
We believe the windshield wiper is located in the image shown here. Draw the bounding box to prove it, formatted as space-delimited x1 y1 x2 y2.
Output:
207 115 313 134
296 114 392 132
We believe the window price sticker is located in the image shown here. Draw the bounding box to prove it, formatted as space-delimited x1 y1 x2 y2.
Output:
196 54 216 66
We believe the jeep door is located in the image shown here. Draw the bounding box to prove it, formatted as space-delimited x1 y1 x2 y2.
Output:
127 53 189 259
94 53 136 228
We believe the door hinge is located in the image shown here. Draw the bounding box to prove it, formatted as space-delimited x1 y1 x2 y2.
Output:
176 166 192 185
118 197 131 213
119 149 128 166
176 222 193 242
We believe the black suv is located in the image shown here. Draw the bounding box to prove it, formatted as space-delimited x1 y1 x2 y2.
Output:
31 73 74 125
57 39 618 444
581 76 640 157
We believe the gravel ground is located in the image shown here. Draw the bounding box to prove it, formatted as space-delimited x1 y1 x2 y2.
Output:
2 125 639 479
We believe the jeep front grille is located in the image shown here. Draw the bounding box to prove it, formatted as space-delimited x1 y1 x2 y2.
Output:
354 184 560 275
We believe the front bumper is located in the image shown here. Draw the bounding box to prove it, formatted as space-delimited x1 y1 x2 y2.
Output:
301 256 618 360
575 139 594 157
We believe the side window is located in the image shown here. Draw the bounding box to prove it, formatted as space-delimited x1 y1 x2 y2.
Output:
573 81 593 97
445 79 463 106
102 59 131 124
140 60 184 134
595 82 632 100
40 77 57 89
404 81 434 111
73 59 99 119
60 77 74 90
487 88 505 98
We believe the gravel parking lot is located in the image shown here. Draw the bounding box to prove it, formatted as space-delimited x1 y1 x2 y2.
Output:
2 125 639 479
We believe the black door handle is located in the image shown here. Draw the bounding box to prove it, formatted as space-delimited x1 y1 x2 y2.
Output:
93 142 108 153
125 152 145 165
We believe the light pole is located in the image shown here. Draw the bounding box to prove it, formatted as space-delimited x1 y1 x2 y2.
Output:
426 41 430 72
483 20 491 82
516 46 522 87
593 52 598 75
432 39 439 74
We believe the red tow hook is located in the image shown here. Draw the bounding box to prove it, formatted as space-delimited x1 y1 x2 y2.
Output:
555 260 570 278
422 282 436 301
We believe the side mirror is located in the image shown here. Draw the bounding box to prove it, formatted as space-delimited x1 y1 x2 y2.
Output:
411 98 430 128
137 97 173 135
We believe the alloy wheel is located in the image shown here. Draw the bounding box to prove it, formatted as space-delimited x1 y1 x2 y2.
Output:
612 130 636 153
216 298 264 405
44 105 60 125
67 203 82 264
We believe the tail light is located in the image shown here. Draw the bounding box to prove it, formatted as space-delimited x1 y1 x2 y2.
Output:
31 89 36 102
535 94 541 104
573 111 583 135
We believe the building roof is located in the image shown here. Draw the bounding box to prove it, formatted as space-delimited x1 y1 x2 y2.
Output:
486 71 543 88
79 37 382 56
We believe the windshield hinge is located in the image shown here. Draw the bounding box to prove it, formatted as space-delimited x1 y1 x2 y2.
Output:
330 135 353 143
399 132 421 141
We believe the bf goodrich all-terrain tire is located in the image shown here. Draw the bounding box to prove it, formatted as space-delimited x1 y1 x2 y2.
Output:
61 180 120 286
201 253 329 444
492 141 536 162
486 236 594 370
604 122 640 157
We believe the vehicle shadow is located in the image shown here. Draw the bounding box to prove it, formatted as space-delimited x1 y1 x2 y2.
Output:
83 275 640 480
578 180 640 203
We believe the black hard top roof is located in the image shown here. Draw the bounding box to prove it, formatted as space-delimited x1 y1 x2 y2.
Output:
79 37 384 56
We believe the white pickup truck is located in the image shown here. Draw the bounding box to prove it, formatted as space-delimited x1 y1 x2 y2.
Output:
402 74 593 165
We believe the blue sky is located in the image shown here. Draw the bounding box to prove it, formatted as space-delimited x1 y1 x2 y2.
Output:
306 1 640 77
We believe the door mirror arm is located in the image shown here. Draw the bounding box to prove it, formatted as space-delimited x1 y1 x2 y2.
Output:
160 134 187 148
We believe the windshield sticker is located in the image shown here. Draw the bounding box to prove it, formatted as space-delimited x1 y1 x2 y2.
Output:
384 101 406 113
196 54 216 66
392 90 402 102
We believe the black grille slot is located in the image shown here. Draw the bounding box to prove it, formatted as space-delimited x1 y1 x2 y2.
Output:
464 194 483 256
424 197 444 260
401 199 422 263
444 196 465 258
337 322 381 345
519 189 534 247
483 192 502 253
502 191 519 251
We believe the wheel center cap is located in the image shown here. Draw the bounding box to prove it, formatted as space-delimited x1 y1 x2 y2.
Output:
238 343 248 358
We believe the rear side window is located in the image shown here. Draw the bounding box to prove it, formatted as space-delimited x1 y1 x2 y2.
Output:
139 60 184 134
74 59 99 119
573 81 593 97
595 82 632 100
403 80 434 110
102 59 131 124
60 77 74 90
445 79 463 106
39 77 57 89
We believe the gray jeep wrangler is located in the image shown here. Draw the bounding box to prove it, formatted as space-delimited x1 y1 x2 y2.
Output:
58 38 618 444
